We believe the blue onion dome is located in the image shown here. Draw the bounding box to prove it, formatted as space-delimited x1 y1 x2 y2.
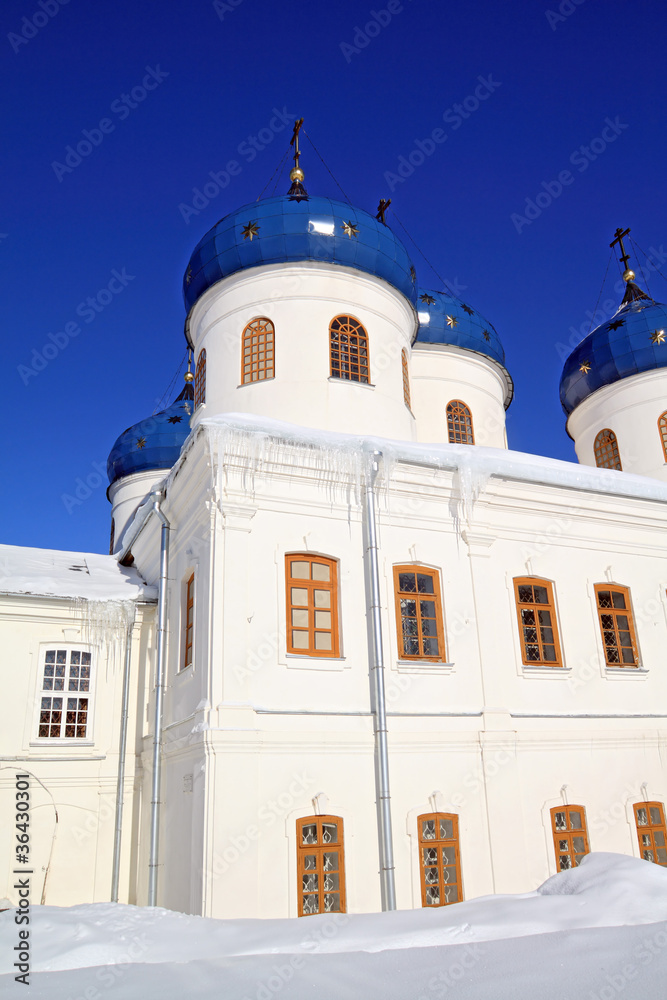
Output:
107 383 193 486
559 284 667 416
414 288 506 367
183 195 418 313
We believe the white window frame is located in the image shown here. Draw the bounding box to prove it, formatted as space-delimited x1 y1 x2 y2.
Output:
34 644 95 742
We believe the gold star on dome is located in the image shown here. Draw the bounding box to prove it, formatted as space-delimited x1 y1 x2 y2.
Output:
651 329 666 344
445 314 458 328
167 415 183 424
579 360 591 373
461 304 474 315
482 329 491 341
341 220 359 239
136 437 147 449
608 319 624 330
420 293 436 305
409 266 417 282
241 221 260 241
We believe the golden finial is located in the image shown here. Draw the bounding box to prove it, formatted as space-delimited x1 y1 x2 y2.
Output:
184 351 194 383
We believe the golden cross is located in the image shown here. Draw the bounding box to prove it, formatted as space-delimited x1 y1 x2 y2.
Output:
609 226 632 272
290 118 304 170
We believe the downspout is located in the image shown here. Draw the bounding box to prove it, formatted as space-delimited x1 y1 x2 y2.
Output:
111 604 136 902
363 449 396 911
147 498 170 906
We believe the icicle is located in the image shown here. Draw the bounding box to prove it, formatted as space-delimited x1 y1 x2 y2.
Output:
71 598 136 673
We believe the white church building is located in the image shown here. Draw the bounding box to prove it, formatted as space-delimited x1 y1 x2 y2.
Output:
2 147 667 919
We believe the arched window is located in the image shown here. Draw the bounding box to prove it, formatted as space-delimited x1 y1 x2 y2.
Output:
659 412 667 461
393 566 446 661
593 428 621 470
242 317 275 384
401 348 411 409
286 554 339 656
446 400 474 444
329 315 369 383
297 815 346 916
633 802 667 866
194 350 206 408
594 584 638 666
550 806 590 870
109 518 115 556
513 578 562 667
418 813 462 906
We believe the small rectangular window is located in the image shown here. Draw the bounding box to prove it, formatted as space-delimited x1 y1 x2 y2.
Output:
634 802 667 866
38 649 91 738
183 573 195 669
550 806 590 870
393 566 446 661
297 815 346 916
594 584 638 666
418 812 463 906
513 578 562 667
286 555 339 657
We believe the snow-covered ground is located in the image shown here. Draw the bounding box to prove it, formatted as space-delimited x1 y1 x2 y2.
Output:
2 854 667 998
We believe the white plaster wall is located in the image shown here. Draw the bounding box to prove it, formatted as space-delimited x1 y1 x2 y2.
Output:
186 262 418 441
108 470 167 554
567 368 667 481
409 343 509 447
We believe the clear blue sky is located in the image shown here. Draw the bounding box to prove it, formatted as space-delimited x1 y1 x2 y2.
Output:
3 0 667 553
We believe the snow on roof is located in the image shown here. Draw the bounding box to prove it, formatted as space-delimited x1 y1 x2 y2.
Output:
1 854 665 998
0 544 156 602
201 412 667 506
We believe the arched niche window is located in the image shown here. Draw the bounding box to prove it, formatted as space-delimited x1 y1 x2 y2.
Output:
401 348 411 409
297 815 346 916
634 802 667 866
242 317 275 384
194 350 206 408
593 428 621 470
550 806 590 870
182 572 195 670
446 400 474 444
109 518 115 556
659 412 667 461
418 813 462 906
285 554 339 657
329 315 369 383
513 578 562 667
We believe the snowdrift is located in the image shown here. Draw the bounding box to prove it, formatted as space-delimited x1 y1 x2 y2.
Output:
1 853 666 999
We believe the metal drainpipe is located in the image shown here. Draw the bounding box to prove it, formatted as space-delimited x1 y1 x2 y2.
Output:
363 449 396 910
111 604 136 902
147 498 170 907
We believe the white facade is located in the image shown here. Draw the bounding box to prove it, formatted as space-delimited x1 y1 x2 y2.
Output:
567 368 667 481
3 240 667 922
